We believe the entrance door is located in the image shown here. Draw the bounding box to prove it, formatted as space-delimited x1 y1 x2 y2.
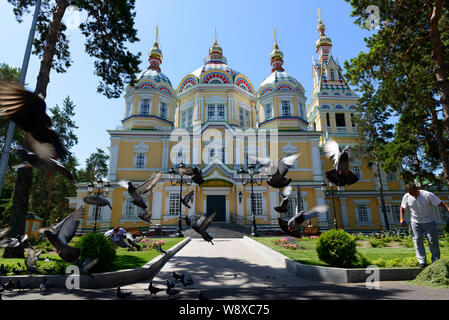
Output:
207 195 226 222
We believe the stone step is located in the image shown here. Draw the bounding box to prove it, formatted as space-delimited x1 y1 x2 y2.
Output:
181 222 251 238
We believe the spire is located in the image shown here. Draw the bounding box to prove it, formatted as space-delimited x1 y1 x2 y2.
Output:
315 8 332 64
207 27 226 63
149 25 162 72
270 27 284 72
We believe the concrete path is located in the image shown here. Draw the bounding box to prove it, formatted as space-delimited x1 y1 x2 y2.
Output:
2 238 449 300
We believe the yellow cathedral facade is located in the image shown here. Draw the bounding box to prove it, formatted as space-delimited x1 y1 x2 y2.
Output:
72 16 449 234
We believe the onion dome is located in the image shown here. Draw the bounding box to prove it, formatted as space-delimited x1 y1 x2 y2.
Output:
270 27 284 72
315 10 332 49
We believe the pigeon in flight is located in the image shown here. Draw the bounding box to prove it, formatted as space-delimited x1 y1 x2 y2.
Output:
118 172 161 213
185 212 216 245
12 135 73 181
178 166 204 185
147 282 163 296
181 191 194 209
83 195 112 209
0 233 31 249
278 205 329 238
116 286 132 299
274 185 292 213
0 227 10 239
323 139 359 187
251 154 299 189
40 207 85 263
0 81 68 161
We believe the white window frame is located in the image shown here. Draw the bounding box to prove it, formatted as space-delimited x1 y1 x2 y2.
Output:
206 103 226 121
159 100 169 119
140 98 151 115
135 153 146 168
354 200 373 227
168 193 180 216
281 100 292 116
264 103 273 120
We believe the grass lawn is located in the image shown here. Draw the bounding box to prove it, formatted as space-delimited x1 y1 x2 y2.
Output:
253 236 449 268
0 237 183 274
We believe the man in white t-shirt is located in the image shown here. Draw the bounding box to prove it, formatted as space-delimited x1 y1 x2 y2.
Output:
104 227 140 251
400 182 449 268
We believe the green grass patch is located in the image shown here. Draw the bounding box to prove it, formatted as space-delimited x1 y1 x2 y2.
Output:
0 237 183 274
252 236 449 268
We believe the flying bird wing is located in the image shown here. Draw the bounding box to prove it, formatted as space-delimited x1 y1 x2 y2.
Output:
0 227 10 239
280 185 292 199
56 207 85 245
136 172 162 195
0 237 20 248
178 166 195 176
278 154 300 177
25 248 37 269
277 218 302 238
117 180 129 189
197 212 216 233
249 156 276 175
323 139 341 167
303 205 329 221
24 133 58 160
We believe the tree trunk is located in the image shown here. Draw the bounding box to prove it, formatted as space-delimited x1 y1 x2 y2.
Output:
4 0 69 258
375 161 390 231
429 0 449 137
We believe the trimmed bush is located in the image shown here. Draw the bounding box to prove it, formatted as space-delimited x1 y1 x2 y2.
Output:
413 258 449 286
75 233 116 272
316 229 358 268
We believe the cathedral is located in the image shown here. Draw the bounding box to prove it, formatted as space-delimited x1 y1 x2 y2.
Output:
72 14 449 234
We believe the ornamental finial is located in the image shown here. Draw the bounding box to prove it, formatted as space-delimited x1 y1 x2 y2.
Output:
156 25 158 43
274 26 277 45
318 7 322 23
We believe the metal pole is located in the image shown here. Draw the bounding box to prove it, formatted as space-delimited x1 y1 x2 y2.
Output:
250 176 258 237
93 204 99 233
0 0 42 197
177 175 184 237
331 188 337 230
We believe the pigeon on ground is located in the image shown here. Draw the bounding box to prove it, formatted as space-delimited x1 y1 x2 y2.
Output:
323 139 359 187
39 206 85 263
185 212 216 245
13 141 73 181
166 284 180 298
40 278 47 295
251 154 300 189
278 205 329 238
118 172 161 213
147 282 163 296
181 191 194 209
25 248 42 274
4 280 15 291
116 286 132 299
274 185 292 213
172 271 182 281
166 280 176 289
83 195 112 209
154 244 167 255
198 291 209 300
0 81 68 161
180 274 194 288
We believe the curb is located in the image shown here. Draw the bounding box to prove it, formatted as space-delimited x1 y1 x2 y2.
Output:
243 236 422 283
0 237 191 289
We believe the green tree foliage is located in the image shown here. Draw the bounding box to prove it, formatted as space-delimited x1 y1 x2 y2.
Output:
344 0 449 186
77 148 109 183
5 0 141 257
75 233 116 273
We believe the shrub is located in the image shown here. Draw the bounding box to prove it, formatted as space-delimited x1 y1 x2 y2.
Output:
386 258 401 267
75 233 116 273
369 239 387 248
371 258 386 268
402 257 419 267
316 229 358 268
400 237 414 248
354 252 372 268
414 258 449 286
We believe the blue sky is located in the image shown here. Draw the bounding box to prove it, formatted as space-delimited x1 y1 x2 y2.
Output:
0 0 372 168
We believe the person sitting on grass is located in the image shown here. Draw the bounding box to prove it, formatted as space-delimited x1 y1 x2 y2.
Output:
104 227 140 251
400 182 449 269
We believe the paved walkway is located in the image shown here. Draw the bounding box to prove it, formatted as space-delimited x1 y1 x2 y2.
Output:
2 238 449 300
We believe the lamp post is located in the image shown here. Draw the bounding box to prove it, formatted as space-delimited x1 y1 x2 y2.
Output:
321 181 343 230
238 164 263 237
87 178 111 233
169 163 192 237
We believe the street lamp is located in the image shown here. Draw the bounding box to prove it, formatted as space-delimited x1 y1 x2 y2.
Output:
238 164 264 237
169 163 192 237
321 181 343 230
87 178 111 232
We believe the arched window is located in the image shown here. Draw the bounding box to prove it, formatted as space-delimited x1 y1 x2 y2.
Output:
330 69 335 81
